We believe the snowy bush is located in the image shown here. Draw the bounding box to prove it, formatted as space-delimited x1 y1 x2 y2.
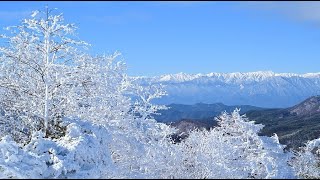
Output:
166 109 297 179
290 138 320 178
0 118 120 178
0 116 176 179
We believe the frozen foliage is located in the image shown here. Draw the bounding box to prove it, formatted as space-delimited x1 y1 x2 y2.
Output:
0 118 118 178
0 7 89 139
163 109 296 179
0 116 174 179
0 7 157 142
290 138 320 178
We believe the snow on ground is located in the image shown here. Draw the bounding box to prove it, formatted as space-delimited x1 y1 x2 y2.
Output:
0 118 120 178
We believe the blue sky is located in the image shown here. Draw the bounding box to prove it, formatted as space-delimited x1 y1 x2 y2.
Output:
0 1 320 76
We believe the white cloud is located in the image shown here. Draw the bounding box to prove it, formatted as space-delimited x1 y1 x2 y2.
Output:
239 2 320 24
0 10 30 21
85 11 151 25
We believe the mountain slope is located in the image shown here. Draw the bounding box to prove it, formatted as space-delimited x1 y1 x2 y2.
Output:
246 96 320 150
133 71 320 108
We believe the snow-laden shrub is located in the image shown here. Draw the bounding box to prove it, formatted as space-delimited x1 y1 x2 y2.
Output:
0 110 306 179
0 113 32 145
290 138 320 178
0 117 123 178
0 116 177 179
165 109 296 179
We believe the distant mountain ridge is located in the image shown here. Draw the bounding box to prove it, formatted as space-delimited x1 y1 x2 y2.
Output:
132 71 320 108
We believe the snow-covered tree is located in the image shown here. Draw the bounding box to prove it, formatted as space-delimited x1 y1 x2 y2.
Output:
166 109 296 179
0 6 89 139
290 138 320 178
104 81 173 178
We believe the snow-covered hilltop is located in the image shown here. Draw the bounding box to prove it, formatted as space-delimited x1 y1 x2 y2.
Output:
132 71 320 108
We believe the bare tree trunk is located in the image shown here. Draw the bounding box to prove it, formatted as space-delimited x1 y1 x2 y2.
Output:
44 83 49 135
44 6 50 136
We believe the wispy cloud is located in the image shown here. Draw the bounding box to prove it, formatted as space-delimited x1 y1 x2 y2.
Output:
239 2 320 25
0 10 30 21
85 11 151 25
155 1 212 4
153 1 217 7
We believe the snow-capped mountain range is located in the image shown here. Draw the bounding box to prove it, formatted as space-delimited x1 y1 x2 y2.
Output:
132 71 320 108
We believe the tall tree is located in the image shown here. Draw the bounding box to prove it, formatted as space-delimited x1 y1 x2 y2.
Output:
0 6 88 138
